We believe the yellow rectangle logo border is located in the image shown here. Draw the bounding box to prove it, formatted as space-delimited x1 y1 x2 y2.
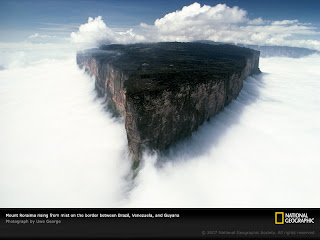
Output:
275 212 284 224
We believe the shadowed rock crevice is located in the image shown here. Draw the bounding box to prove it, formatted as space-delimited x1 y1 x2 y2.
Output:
77 42 261 165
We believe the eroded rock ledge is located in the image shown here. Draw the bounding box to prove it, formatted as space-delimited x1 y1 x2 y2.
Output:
77 42 260 164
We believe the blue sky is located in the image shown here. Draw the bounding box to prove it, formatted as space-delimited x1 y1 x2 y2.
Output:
1 1 319 35
0 0 320 49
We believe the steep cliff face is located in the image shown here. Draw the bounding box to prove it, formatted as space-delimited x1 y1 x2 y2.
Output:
77 42 260 163
77 50 127 115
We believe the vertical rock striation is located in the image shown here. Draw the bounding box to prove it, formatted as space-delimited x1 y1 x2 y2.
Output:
77 42 260 163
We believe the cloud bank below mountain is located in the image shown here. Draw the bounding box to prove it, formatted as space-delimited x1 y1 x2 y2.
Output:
1 54 319 207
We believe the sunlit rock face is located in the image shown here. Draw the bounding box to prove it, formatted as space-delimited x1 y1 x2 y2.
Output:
77 42 260 163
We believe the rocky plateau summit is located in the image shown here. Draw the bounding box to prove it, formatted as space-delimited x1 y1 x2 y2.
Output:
77 42 261 166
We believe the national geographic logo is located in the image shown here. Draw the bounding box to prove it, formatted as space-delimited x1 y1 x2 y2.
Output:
275 212 314 224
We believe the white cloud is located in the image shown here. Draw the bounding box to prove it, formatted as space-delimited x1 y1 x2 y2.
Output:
141 3 248 42
28 33 40 39
248 17 265 25
0 58 131 207
28 33 55 39
140 3 320 49
0 41 75 68
70 2 320 51
272 19 299 25
154 3 247 27
2 52 319 207
70 16 145 48
26 33 68 44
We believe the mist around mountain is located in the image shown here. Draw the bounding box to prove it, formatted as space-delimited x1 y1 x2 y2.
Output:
194 40 319 58
239 44 318 58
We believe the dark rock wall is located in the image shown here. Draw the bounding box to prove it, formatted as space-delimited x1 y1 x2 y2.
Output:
77 54 127 115
125 52 260 160
77 47 260 162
